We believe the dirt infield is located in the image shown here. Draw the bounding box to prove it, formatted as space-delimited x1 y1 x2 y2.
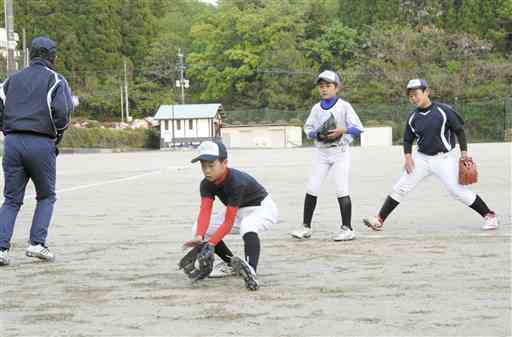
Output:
1 143 510 336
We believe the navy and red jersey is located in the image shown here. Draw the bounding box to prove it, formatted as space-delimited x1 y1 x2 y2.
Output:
200 168 268 208
403 102 465 155
196 168 268 245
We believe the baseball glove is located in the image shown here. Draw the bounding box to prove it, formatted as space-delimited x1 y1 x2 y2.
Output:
459 157 478 185
316 114 338 143
178 241 214 282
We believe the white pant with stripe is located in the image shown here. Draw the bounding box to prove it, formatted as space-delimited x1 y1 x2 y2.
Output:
307 146 350 198
390 150 476 205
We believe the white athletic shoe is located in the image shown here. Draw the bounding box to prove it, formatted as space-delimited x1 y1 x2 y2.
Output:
482 212 498 230
26 244 55 262
290 226 312 239
0 250 10 266
208 261 236 278
363 216 384 231
333 226 356 241
231 256 259 291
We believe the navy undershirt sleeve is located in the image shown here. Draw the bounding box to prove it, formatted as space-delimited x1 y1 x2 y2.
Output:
454 128 468 151
403 119 416 154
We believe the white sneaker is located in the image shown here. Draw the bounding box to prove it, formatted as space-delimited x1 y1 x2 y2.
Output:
0 250 9 266
333 226 356 241
290 226 312 239
231 256 259 291
482 212 498 230
26 244 55 262
363 216 384 231
208 261 235 278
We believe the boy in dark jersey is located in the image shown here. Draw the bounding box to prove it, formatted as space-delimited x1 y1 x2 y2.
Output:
186 141 278 290
363 79 498 231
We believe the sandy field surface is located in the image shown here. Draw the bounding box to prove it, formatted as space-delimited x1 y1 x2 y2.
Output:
1 143 510 336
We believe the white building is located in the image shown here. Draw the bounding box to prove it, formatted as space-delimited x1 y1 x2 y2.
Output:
222 123 302 148
0 27 19 60
154 103 223 147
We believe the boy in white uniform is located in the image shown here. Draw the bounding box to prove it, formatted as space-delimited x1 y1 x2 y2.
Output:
291 70 364 241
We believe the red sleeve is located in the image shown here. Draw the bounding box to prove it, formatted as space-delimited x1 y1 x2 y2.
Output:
208 206 238 246
196 197 214 237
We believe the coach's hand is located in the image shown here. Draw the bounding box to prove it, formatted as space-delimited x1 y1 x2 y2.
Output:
404 154 415 174
326 128 345 140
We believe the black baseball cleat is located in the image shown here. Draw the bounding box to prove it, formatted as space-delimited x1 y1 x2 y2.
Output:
231 256 259 291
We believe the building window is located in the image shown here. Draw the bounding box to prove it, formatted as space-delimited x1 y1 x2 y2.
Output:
165 120 169 131
177 120 181 130
189 119 194 130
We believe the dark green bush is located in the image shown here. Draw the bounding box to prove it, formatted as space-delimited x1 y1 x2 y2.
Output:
59 127 160 149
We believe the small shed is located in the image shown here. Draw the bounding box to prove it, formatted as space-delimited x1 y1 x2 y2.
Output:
154 104 223 147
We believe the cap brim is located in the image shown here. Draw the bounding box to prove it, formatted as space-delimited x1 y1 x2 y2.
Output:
190 154 219 163
317 77 333 84
407 86 427 90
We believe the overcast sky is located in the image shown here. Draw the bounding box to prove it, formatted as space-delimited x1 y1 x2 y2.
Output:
199 0 218 5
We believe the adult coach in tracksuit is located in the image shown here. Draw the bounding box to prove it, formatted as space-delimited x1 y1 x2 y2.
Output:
0 37 74 266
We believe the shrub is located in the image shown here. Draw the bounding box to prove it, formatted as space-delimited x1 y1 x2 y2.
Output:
59 127 160 149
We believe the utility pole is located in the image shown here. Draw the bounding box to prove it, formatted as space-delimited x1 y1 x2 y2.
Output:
124 60 130 122
4 0 16 75
120 84 124 123
176 48 189 104
22 28 28 68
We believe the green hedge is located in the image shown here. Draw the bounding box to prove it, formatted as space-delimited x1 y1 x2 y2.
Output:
59 127 160 149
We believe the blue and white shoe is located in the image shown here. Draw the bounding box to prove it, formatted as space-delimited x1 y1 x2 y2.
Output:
0 250 9 266
26 244 55 262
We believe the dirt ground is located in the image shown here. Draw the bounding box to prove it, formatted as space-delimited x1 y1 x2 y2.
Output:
1 143 510 336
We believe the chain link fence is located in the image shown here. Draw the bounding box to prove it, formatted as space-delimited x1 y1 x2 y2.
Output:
225 97 511 144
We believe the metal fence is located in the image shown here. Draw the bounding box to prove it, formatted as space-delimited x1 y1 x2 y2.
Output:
225 97 511 144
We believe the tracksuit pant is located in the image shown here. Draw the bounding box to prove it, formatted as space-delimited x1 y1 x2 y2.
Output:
0 133 56 250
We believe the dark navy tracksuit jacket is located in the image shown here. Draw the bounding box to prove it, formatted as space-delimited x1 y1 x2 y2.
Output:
0 58 74 249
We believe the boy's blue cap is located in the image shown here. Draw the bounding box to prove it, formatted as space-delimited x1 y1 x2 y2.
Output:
191 141 228 163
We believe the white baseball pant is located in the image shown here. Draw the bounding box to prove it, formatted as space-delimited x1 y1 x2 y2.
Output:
306 146 350 198
390 150 476 205
192 195 278 238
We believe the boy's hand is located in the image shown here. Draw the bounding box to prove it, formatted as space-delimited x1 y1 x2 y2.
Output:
326 128 345 140
404 154 415 174
183 235 204 249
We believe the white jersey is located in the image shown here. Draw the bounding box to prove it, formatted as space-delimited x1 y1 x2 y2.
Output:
304 98 364 148
304 98 364 198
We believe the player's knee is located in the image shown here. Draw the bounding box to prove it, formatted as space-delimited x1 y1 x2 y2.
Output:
335 190 349 198
306 188 320 197
3 196 24 210
449 188 475 206
390 190 405 203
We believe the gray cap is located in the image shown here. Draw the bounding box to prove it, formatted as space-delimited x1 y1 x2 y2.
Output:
406 78 428 90
316 70 341 86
